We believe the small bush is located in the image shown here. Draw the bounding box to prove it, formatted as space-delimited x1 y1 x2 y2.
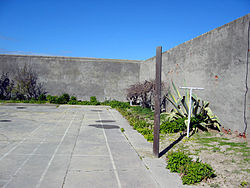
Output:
131 106 154 119
38 94 47 101
0 72 14 100
166 151 215 185
107 100 130 109
90 96 97 103
47 95 58 104
70 96 77 101
166 151 192 173
80 101 91 105
56 96 67 104
181 160 215 185
89 96 100 105
144 133 154 141
160 118 187 133
13 63 47 100
61 93 70 103
68 100 78 105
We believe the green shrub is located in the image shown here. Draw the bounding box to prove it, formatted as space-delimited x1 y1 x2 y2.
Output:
144 133 154 141
30 98 37 103
81 101 91 105
160 118 187 133
68 100 78 105
181 160 215 185
38 94 47 101
68 96 77 105
166 151 215 185
70 96 77 101
61 93 70 103
56 96 67 104
137 128 154 141
166 151 192 173
131 106 154 118
89 96 100 105
90 96 97 103
160 115 208 134
106 100 130 109
47 95 58 104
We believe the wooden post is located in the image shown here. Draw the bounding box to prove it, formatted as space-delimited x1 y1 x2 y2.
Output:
153 46 162 157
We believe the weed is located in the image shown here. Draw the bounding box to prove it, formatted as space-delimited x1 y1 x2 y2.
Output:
241 169 250 173
212 147 220 152
219 142 247 147
240 181 248 187
120 128 125 132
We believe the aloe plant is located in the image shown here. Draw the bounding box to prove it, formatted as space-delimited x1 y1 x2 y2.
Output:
165 82 221 131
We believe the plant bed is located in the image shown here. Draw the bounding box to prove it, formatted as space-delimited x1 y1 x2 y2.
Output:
161 131 249 187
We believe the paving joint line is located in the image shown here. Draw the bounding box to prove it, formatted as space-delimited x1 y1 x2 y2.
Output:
1 109 69 187
35 112 77 188
98 111 122 188
0 110 67 161
3 137 47 188
109 109 162 188
61 113 84 188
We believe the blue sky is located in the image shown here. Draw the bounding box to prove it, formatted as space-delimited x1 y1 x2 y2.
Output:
0 0 249 60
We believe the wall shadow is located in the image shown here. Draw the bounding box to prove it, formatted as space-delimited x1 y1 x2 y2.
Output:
88 124 120 129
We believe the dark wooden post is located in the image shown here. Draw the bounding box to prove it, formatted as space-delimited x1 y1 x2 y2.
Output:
153 46 162 157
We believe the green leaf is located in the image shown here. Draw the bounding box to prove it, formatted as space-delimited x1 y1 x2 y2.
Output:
172 81 182 99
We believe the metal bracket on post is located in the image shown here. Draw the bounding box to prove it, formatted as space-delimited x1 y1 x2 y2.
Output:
153 46 162 157
180 87 204 138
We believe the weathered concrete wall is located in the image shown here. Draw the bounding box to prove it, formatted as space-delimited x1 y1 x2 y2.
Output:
0 55 142 101
0 14 249 134
140 14 250 134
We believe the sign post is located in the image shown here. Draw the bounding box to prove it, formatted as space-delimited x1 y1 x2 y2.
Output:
153 46 162 157
180 87 204 137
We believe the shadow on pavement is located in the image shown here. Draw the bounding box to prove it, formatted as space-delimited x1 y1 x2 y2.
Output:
16 107 27 109
96 120 116 123
88 124 120 129
0 120 12 122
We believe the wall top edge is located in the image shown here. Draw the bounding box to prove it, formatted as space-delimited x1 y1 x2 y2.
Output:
144 13 250 62
0 54 144 64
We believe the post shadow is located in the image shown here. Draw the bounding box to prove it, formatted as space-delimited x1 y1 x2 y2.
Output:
159 132 187 158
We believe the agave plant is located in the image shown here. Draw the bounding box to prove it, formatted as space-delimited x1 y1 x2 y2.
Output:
165 82 220 131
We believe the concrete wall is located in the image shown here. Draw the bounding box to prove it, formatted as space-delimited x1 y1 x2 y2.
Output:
140 14 250 134
0 14 249 134
0 55 142 101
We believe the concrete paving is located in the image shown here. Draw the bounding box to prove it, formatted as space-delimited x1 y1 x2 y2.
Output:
0 104 192 188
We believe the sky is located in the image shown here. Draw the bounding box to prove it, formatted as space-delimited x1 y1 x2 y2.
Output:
0 0 249 60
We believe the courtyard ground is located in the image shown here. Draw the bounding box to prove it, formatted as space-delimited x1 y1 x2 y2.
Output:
0 104 193 188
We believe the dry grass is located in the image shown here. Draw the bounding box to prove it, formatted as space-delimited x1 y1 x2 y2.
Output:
160 130 250 187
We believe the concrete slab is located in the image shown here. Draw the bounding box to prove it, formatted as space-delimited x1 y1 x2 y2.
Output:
64 170 118 188
0 104 194 188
